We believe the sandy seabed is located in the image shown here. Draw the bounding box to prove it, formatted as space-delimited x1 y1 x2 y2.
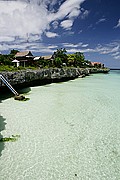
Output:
0 70 120 180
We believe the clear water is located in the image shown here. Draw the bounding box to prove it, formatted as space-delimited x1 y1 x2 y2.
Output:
0 70 120 180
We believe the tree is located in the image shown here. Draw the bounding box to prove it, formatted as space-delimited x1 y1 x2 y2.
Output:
74 52 85 67
54 57 62 67
67 54 75 66
0 54 12 65
52 48 68 66
9 49 19 56
67 52 86 67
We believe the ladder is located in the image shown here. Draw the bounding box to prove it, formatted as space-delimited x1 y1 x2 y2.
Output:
0 74 19 96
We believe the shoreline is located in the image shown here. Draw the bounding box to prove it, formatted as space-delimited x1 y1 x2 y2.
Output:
0 67 110 92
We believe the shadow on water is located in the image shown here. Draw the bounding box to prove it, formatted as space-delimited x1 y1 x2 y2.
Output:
17 87 31 95
0 115 6 157
0 87 31 103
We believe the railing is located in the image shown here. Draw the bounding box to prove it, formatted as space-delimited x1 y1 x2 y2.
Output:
0 74 19 96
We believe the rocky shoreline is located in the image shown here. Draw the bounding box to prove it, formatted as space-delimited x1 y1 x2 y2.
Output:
0 68 110 91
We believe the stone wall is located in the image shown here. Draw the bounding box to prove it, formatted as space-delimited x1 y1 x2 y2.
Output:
0 68 109 89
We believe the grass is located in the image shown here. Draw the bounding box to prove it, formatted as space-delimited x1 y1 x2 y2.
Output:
0 65 37 72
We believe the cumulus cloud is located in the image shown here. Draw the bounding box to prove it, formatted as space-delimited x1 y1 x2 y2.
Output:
60 20 73 30
45 31 59 38
51 0 85 20
0 0 87 52
0 0 50 40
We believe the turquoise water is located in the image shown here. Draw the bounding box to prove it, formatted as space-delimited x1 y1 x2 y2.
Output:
0 70 120 180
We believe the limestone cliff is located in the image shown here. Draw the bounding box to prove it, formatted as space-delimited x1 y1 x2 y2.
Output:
0 68 109 89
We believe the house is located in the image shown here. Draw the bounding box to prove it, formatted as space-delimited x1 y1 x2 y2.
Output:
91 62 104 68
13 51 34 67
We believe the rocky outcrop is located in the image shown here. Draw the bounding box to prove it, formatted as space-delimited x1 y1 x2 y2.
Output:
0 68 109 89
88 68 110 73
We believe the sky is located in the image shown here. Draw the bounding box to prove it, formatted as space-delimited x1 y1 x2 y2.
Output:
0 0 120 68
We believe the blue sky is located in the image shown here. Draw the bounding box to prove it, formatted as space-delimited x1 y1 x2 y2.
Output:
0 0 120 68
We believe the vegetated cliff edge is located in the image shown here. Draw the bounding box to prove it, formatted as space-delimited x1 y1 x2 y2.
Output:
0 68 110 90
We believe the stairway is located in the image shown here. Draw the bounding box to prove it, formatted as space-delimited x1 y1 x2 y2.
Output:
0 74 19 96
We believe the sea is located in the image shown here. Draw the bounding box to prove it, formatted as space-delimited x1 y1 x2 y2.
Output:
0 70 120 180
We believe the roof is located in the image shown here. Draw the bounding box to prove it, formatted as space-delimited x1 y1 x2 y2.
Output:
34 57 41 60
42 55 53 60
15 51 33 57
12 59 20 63
91 62 102 65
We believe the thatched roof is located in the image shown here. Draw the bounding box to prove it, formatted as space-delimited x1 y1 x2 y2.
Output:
15 51 33 57
42 55 53 60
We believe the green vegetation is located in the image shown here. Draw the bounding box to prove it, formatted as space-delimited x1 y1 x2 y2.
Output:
0 48 104 71
52 48 92 68
53 48 68 67
0 49 19 66
0 135 20 142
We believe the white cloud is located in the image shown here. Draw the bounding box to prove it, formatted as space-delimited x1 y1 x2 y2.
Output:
114 55 120 60
47 45 58 49
45 31 59 38
0 41 57 54
0 0 86 50
62 42 88 48
67 48 95 53
0 36 15 42
60 20 73 30
68 8 81 18
62 43 81 48
62 41 120 60
114 19 120 28
96 18 106 25
52 21 59 29
0 0 50 40
95 42 120 60
96 44 120 54
51 0 85 20
112 52 120 56
81 44 89 48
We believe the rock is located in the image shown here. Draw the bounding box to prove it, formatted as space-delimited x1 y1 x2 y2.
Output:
78 74 85 78
0 68 110 90
14 94 25 101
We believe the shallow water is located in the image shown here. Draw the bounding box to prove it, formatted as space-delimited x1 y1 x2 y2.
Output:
0 70 120 180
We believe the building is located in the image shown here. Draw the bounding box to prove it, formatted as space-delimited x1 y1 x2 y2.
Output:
91 62 104 68
13 51 34 67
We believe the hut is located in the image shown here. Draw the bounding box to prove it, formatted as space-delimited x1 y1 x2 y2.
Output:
14 51 34 67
